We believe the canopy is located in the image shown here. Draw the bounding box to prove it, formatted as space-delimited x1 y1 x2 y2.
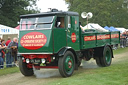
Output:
104 26 110 31
104 26 119 32
0 24 19 41
115 28 126 33
0 24 19 34
109 26 119 31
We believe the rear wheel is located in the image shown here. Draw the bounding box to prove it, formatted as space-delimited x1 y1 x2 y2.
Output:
96 57 102 67
19 57 34 76
58 51 75 77
96 46 112 67
101 46 112 66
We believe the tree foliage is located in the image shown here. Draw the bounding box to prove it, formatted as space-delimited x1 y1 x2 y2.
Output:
65 0 128 28
0 0 40 27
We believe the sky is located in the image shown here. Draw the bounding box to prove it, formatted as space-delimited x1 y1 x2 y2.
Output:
36 0 69 12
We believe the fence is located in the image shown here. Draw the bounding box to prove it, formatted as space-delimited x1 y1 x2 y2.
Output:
0 50 19 69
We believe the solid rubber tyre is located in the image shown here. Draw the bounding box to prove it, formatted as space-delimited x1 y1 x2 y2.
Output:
58 51 75 77
100 46 112 67
19 57 34 76
96 46 112 67
96 56 102 67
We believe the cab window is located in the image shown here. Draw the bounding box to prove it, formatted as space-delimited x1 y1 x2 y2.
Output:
68 16 71 28
55 17 65 28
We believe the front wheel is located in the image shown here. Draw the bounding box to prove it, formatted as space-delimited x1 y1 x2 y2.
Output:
58 51 75 77
19 57 34 76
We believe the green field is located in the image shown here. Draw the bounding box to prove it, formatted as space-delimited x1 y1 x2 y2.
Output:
0 47 128 85
47 47 128 85
0 67 19 76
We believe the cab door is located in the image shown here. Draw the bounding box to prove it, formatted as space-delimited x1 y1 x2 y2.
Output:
67 16 80 51
53 16 67 53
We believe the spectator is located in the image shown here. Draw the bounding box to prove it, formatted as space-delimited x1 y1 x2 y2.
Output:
0 37 2 42
6 37 12 67
8 37 18 67
126 31 128 47
120 31 127 48
0 39 7 69
5 37 11 46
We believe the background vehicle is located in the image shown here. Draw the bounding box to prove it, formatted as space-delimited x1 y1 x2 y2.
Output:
18 9 120 77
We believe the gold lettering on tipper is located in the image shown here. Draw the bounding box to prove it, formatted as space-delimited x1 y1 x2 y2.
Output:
97 34 110 40
84 36 96 41
111 34 119 38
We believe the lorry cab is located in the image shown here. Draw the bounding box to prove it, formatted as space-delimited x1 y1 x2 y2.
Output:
19 10 80 54
19 9 81 77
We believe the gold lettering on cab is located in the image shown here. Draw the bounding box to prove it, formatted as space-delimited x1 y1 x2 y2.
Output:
20 32 47 50
71 33 76 43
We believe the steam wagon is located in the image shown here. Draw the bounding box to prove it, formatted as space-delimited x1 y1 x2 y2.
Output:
18 9 120 77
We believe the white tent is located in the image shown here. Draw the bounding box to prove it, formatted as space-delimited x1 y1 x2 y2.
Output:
82 23 108 32
115 28 126 33
0 24 19 41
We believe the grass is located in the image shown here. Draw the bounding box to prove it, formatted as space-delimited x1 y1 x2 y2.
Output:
47 47 128 85
0 67 19 76
113 47 128 54
0 47 128 85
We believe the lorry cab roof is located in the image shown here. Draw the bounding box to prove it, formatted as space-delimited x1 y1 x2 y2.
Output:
20 11 79 18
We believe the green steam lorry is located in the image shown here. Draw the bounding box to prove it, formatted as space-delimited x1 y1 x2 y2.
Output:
18 9 120 77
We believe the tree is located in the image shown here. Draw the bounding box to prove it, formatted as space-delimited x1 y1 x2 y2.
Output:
0 0 40 27
65 0 128 28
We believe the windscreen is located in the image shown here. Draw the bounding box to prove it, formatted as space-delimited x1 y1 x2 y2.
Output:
20 16 54 30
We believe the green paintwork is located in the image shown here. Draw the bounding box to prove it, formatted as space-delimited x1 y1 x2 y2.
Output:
81 32 120 49
18 11 120 54
67 16 80 51
64 56 74 73
18 30 53 53
53 28 67 53
105 50 111 64
111 31 120 45
52 15 80 53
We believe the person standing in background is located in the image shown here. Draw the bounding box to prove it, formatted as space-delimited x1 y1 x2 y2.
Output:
122 31 127 48
8 38 18 66
0 39 7 69
5 37 11 46
0 37 2 42
6 37 12 67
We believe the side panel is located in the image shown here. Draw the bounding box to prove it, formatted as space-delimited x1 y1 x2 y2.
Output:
81 32 120 49
67 16 80 51
81 33 97 49
53 28 67 53
111 31 120 44
96 32 111 46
